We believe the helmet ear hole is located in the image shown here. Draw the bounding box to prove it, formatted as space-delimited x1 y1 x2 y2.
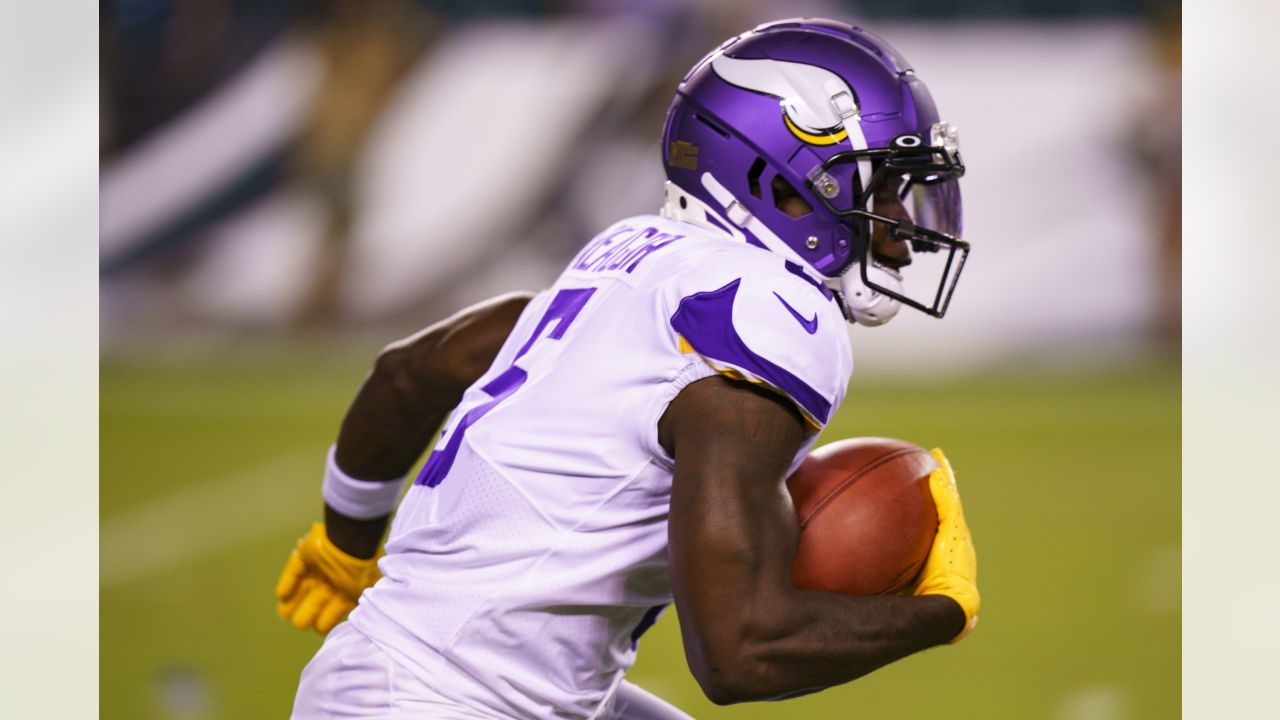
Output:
771 175 813 218
747 158 767 199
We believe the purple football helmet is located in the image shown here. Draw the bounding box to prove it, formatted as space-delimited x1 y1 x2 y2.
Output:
660 19 969 325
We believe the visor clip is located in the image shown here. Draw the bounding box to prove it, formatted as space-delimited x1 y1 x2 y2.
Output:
806 167 840 200
829 90 859 120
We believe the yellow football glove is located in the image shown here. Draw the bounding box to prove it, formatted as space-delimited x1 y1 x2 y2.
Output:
275 523 383 635
910 448 980 643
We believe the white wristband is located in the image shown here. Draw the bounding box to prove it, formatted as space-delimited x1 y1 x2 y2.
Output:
321 445 405 520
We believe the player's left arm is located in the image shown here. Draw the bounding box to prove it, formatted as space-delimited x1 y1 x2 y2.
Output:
276 291 533 633
662 375 968 703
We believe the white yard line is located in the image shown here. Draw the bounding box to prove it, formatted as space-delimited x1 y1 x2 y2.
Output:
101 451 323 588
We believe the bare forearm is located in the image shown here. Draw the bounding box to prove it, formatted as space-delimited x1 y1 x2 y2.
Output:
716 475 959 696
322 349 455 558
665 376 963 704
737 590 962 698
674 486 962 701
332 353 456 481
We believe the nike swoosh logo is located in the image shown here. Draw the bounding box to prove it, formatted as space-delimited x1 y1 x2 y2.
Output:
773 292 818 334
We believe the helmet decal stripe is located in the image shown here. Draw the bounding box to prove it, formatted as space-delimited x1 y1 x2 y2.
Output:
782 115 847 146
820 78 874 186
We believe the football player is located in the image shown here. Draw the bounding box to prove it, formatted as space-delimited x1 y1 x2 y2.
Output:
278 19 979 719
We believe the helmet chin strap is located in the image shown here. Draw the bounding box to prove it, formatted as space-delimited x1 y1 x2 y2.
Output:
839 262 903 327
697 174 814 269
823 82 901 327
662 177 813 269
660 181 742 238
663 178 901 327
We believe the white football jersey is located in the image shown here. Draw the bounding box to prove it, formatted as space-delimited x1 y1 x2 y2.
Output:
348 214 854 719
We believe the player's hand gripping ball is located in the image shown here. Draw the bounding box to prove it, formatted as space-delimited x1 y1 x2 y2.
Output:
909 448 980 642
275 523 383 635
788 439 979 641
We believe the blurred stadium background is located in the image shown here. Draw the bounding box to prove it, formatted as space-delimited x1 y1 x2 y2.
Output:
100 0 1180 718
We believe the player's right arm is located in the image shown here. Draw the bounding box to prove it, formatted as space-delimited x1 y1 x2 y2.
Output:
322 290 534 554
661 375 972 704
276 291 533 633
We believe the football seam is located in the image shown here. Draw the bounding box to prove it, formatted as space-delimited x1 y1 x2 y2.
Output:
797 447 923 528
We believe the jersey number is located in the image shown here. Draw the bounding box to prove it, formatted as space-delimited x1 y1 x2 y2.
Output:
415 287 597 487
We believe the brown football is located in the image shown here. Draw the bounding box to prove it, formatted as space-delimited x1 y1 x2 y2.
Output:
787 437 939 596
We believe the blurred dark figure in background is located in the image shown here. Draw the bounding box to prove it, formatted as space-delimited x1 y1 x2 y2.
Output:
100 0 437 327
1133 3 1180 347
291 0 434 325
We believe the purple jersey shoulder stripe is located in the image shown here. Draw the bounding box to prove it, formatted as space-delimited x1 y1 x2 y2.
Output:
784 260 835 299
671 279 832 425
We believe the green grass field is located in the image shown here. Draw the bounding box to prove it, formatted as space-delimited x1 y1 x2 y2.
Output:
101 353 1179 719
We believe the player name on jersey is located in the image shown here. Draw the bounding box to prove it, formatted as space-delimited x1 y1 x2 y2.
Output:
571 224 686 274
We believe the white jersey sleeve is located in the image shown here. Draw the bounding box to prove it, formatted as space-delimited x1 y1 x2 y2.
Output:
660 258 852 432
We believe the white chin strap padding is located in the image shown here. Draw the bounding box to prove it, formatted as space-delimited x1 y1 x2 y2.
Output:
840 263 903 327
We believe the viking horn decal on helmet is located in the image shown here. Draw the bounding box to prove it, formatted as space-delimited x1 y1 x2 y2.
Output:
710 54 873 208
711 55 860 147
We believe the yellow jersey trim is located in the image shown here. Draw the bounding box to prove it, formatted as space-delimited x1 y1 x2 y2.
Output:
703 359 823 433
